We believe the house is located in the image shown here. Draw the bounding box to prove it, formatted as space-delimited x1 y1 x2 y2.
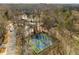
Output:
21 14 28 20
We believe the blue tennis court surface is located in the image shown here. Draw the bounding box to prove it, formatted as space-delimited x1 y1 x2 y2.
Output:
29 33 53 53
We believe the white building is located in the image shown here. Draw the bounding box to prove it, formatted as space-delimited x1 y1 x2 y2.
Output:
21 14 28 20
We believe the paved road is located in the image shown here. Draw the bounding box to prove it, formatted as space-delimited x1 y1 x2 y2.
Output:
5 22 16 55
